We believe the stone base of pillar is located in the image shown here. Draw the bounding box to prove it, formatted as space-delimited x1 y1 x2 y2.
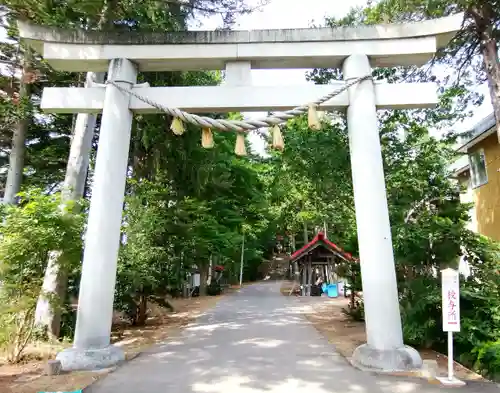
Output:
351 343 422 372
56 345 125 371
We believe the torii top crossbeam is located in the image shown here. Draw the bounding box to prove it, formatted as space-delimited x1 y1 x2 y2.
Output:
18 15 462 72
17 15 463 115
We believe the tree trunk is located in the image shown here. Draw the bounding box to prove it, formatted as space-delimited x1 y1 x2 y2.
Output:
199 264 209 296
34 251 68 338
471 5 500 142
135 294 148 326
34 72 105 339
61 73 105 203
350 272 356 308
481 37 500 142
303 222 308 245
3 51 32 204
207 255 213 285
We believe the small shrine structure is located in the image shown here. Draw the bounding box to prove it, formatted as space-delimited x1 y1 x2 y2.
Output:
289 232 355 296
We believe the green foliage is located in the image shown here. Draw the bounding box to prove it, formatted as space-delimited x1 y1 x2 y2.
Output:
0 190 84 291
0 190 84 359
399 236 500 375
0 290 37 363
474 341 500 380
207 282 222 296
266 115 358 253
400 276 442 348
342 297 365 322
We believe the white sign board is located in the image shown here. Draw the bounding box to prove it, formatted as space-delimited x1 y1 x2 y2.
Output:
441 268 460 332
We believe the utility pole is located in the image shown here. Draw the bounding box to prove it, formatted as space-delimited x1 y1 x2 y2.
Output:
239 232 245 286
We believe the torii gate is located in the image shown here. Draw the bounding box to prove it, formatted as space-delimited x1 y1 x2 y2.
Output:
18 15 462 372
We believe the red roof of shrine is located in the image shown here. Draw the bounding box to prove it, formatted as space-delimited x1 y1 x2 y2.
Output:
290 232 356 263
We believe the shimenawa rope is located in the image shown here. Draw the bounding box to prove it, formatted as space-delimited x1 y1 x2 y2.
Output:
107 75 372 133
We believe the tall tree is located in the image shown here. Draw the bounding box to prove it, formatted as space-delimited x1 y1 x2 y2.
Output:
350 1 500 138
2 48 31 204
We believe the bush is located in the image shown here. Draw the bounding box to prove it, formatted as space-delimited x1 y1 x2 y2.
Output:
207 282 222 296
474 341 500 380
342 298 364 321
400 276 443 349
340 232 500 381
59 303 78 340
0 190 84 361
0 291 37 363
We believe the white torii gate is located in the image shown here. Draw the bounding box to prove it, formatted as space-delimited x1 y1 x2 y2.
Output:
18 15 462 372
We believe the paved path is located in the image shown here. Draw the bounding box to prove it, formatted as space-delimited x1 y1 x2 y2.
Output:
88 282 499 393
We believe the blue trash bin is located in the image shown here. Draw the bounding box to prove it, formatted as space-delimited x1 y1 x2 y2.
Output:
326 284 338 298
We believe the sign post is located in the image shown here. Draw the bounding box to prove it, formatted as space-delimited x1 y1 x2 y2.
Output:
436 268 465 386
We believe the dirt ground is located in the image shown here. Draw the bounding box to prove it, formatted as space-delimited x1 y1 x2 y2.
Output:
280 281 485 382
0 288 237 393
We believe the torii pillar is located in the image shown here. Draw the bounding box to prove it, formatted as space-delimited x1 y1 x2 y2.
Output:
343 55 421 370
55 58 137 370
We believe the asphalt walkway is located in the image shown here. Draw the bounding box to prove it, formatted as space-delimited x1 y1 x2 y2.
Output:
88 281 500 393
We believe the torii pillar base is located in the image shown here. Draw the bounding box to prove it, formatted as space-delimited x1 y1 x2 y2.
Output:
351 344 422 373
56 346 125 372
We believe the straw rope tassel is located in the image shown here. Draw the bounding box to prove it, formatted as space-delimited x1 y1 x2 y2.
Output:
171 117 185 135
308 103 321 130
235 133 247 156
271 125 284 151
201 127 214 148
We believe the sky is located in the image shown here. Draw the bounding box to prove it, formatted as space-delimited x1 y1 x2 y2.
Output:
191 0 493 153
